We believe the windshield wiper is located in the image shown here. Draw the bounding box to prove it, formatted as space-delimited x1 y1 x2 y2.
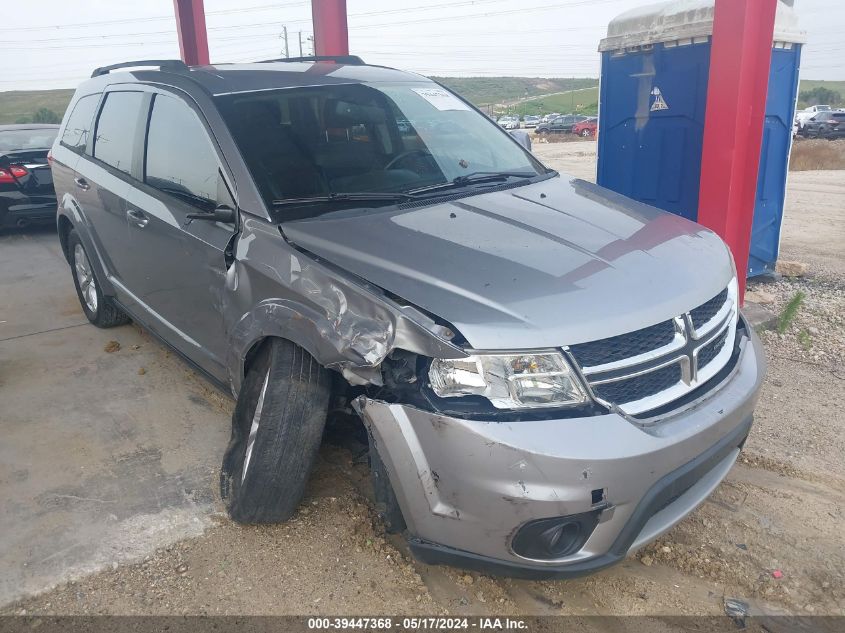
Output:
272 192 415 207
406 171 537 196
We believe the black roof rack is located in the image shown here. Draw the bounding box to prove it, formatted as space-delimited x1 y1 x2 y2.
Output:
91 59 189 78
255 55 365 65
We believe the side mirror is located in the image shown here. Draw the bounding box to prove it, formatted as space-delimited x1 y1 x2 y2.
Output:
509 130 532 151
186 204 236 224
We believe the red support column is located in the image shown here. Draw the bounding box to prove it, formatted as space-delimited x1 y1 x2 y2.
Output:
697 0 777 304
173 0 210 66
311 0 349 57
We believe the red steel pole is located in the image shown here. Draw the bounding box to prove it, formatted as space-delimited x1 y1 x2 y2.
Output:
697 0 777 304
173 0 210 66
311 0 350 57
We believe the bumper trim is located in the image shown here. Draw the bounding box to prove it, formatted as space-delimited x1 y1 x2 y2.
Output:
409 414 753 579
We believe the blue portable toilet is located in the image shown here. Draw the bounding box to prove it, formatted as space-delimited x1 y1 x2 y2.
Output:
596 0 805 277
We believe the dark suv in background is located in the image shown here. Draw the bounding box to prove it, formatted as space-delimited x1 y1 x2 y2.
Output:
51 57 763 578
798 110 845 139
535 114 589 136
0 124 59 229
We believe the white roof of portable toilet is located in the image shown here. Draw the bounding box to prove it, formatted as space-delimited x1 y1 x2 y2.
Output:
599 0 806 52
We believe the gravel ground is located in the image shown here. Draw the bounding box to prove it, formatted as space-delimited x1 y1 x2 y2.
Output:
3 141 843 619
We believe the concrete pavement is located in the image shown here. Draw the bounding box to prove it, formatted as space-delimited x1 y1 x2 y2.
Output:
0 227 231 605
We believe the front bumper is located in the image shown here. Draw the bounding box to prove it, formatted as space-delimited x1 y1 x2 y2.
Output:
354 323 765 578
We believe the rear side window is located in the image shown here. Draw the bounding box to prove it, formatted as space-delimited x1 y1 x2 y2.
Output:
145 94 219 209
61 94 100 151
94 91 144 174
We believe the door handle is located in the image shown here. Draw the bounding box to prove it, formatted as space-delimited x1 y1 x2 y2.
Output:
74 177 90 191
126 208 149 228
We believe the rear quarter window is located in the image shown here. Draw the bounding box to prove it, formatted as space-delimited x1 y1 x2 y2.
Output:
93 91 145 175
60 93 100 152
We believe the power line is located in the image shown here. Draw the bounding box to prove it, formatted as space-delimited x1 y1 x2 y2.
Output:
0 1 310 32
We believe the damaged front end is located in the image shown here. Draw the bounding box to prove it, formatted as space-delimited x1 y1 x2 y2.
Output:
350 325 764 578
223 216 467 395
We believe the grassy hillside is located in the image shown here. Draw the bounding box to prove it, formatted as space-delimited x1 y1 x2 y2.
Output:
0 89 75 125
516 87 600 116
797 79 845 108
431 77 598 106
0 77 837 126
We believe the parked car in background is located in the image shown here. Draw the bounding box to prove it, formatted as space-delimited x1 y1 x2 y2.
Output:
497 115 520 130
535 114 588 136
798 111 845 139
522 115 541 128
52 57 764 579
572 117 598 137
795 104 832 129
0 124 59 229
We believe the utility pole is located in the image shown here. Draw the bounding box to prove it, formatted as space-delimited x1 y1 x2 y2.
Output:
298 31 303 57
281 25 289 58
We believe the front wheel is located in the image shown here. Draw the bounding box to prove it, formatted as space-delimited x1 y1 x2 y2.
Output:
68 229 130 328
221 338 331 524
580 128 593 137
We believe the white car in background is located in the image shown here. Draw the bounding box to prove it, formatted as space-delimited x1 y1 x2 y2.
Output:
497 115 520 130
796 104 831 129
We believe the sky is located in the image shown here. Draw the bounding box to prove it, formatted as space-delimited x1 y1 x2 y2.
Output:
1 0 843 91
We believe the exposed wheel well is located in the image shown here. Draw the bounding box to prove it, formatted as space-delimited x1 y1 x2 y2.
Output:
57 215 73 263
243 337 271 377
242 335 344 398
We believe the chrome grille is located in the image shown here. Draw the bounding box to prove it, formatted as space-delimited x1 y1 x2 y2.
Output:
569 320 675 368
568 280 738 416
592 363 682 405
690 288 728 330
697 327 729 369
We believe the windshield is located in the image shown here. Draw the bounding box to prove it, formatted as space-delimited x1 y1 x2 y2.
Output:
215 82 546 212
0 128 58 153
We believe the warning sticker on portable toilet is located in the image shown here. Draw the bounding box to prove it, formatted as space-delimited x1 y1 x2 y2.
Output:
650 87 669 112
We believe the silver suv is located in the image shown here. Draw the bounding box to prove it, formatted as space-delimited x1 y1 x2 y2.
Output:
51 57 764 578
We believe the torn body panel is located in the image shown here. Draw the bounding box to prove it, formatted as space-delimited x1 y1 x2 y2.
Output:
223 216 465 396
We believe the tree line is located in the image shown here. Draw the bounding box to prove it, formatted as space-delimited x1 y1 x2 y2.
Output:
15 108 61 124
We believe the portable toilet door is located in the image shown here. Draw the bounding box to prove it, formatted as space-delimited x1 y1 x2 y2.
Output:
596 0 805 277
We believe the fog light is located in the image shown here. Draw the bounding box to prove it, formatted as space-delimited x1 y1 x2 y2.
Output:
511 511 600 560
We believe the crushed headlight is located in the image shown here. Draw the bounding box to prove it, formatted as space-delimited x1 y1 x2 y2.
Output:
428 352 588 409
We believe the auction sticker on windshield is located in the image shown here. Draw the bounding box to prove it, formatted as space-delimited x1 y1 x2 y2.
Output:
412 87 470 111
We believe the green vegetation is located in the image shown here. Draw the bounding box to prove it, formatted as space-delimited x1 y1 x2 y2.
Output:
0 89 74 125
797 328 812 350
515 87 600 117
797 80 845 109
798 85 841 108
431 77 597 107
0 76 837 126
777 291 805 334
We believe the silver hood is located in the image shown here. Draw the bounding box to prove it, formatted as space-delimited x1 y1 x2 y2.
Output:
281 177 734 350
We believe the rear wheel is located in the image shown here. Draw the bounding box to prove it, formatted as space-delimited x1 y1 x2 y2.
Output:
580 128 593 137
68 229 130 328
221 338 331 524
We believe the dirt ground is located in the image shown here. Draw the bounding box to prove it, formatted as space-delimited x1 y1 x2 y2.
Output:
3 141 844 619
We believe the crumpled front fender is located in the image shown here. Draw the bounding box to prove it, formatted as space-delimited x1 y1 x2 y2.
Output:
224 217 466 396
